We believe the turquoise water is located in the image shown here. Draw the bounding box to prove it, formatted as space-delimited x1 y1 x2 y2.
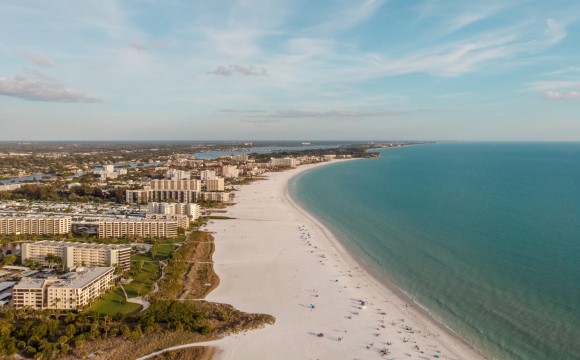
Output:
290 143 580 360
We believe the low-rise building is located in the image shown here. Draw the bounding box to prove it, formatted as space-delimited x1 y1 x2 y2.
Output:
12 267 114 310
21 241 131 271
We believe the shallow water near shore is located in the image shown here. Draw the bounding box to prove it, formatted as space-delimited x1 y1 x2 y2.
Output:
290 142 580 360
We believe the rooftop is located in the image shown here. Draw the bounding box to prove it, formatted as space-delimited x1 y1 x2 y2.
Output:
27 240 130 250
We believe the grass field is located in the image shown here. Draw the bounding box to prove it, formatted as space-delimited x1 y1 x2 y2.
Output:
86 287 142 315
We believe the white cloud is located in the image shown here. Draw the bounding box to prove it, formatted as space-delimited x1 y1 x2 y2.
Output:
21 51 55 67
309 0 386 34
0 74 100 102
207 65 268 76
544 91 580 100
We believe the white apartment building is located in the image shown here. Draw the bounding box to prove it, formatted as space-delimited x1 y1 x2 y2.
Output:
150 179 201 192
206 178 225 192
199 192 230 202
231 155 249 161
270 157 300 167
167 169 191 180
200 170 216 180
126 189 198 204
98 219 178 238
0 216 71 235
21 241 131 271
148 202 200 219
103 164 115 172
222 165 240 179
13 267 114 310
145 214 189 229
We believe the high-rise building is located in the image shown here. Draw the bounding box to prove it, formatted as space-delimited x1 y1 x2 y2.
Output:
167 169 191 180
0 216 71 235
147 202 200 219
270 158 299 167
150 179 201 191
200 170 216 180
222 165 240 178
98 219 178 238
206 178 225 192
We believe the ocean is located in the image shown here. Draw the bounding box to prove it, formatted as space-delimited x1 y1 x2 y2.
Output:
289 143 580 360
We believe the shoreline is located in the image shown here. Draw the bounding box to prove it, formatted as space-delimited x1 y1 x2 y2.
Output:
285 161 488 359
141 159 487 359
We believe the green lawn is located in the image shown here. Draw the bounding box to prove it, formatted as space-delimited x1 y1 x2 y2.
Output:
86 287 142 315
124 254 160 298
156 239 177 260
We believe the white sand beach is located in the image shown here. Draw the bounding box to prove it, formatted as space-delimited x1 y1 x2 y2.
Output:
152 161 486 359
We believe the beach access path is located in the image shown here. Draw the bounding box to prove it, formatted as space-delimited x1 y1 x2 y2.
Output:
145 160 486 360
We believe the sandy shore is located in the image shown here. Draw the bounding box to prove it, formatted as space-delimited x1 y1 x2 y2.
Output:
153 161 486 359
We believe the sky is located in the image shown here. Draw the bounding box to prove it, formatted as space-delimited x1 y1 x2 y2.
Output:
0 0 579 141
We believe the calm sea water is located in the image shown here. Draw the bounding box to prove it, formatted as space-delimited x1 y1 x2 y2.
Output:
290 143 580 360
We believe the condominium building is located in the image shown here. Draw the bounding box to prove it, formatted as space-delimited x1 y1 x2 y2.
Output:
231 155 249 162
167 169 191 180
206 178 225 192
270 157 300 167
145 214 189 229
126 189 198 204
98 219 178 238
222 165 240 179
147 202 200 219
12 267 114 310
199 192 230 202
150 179 201 192
200 170 216 180
0 216 71 235
21 241 131 271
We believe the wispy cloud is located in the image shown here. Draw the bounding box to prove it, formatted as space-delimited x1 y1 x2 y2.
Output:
544 91 580 100
309 0 386 34
0 74 100 102
207 65 268 76
233 108 415 119
20 51 55 67
129 40 165 51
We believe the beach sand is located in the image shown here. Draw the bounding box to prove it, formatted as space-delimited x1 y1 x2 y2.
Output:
161 161 486 359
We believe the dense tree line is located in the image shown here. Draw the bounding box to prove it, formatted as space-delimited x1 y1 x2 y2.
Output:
0 184 128 203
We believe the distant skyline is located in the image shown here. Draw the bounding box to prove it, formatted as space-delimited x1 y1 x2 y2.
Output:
1 0 579 141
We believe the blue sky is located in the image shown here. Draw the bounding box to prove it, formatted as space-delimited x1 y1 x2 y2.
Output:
0 0 579 141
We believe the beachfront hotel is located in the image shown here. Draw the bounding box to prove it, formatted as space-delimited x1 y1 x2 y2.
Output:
21 241 131 271
0 216 71 235
98 218 178 238
12 267 114 310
